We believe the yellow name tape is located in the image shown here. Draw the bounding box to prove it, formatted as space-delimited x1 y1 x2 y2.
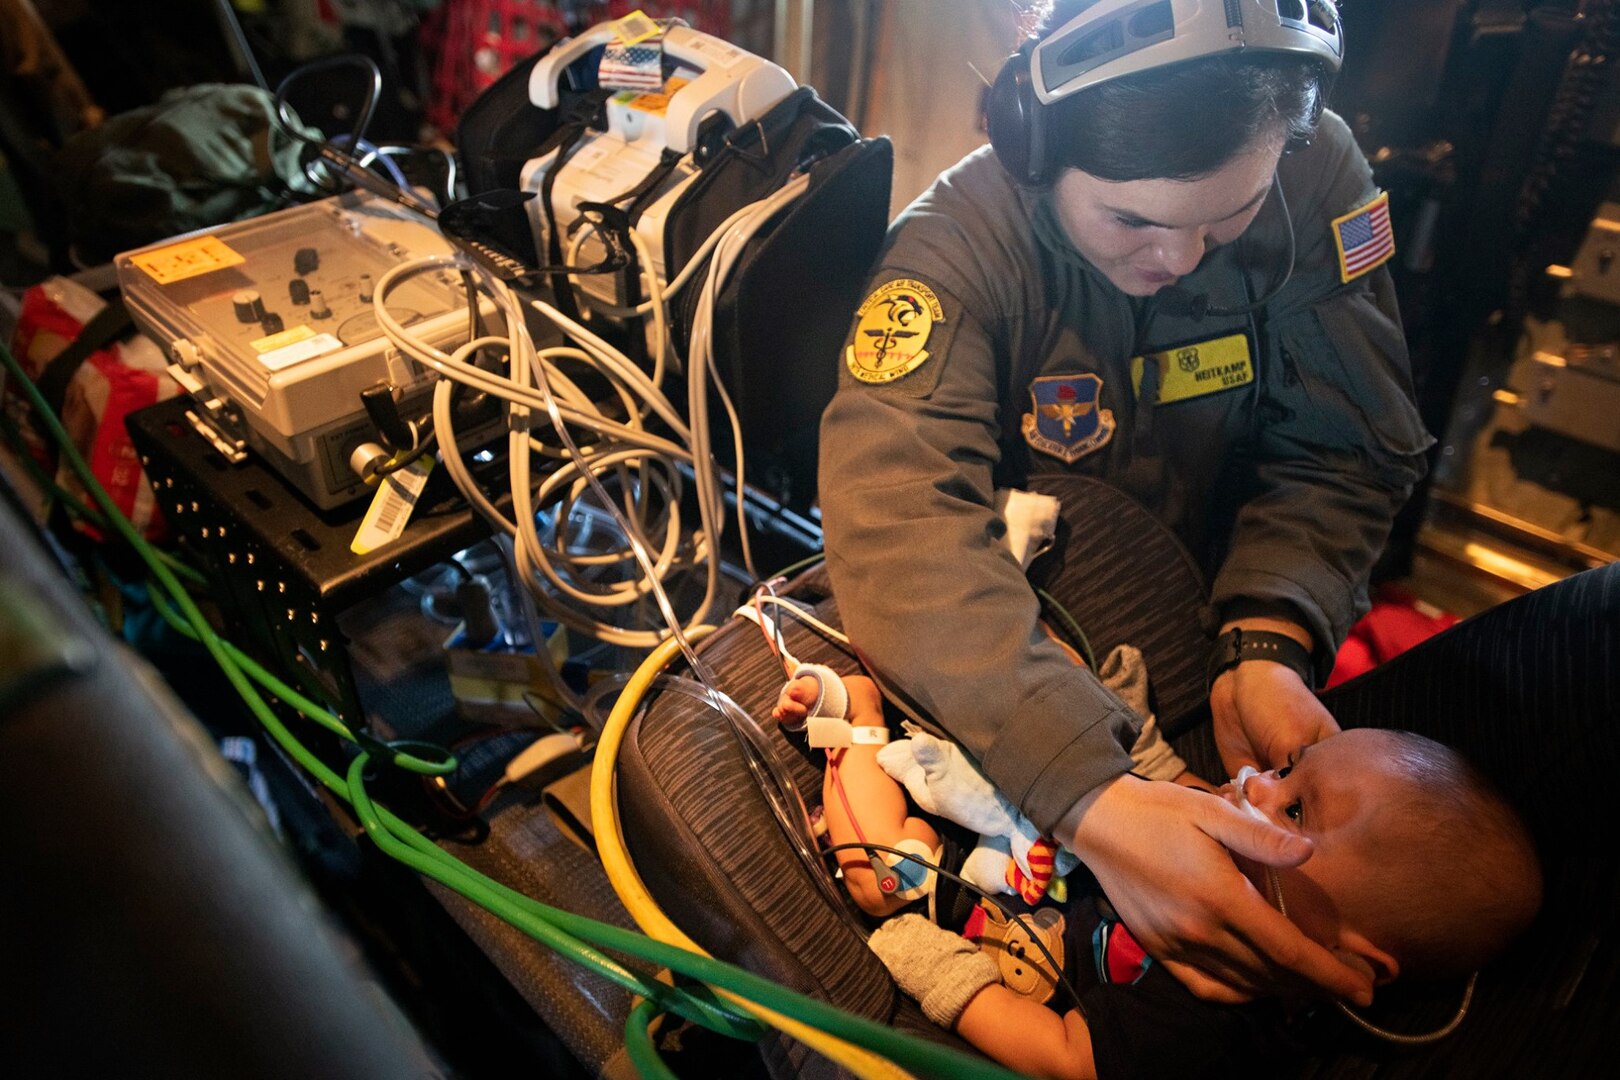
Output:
1130 332 1253 405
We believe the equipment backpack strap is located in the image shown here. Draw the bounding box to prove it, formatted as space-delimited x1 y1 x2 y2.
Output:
30 293 134 438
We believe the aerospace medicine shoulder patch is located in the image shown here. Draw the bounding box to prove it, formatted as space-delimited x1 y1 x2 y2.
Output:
1331 192 1395 283
845 279 944 384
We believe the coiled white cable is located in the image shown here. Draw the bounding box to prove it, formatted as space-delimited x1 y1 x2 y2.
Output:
370 173 808 650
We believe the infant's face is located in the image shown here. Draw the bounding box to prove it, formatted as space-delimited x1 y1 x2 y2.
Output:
1218 729 1408 943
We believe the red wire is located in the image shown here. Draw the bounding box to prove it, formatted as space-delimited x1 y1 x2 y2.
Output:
828 752 897 893
754 588 792 676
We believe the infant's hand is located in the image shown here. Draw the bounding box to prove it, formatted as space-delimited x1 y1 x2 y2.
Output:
771 674 819 724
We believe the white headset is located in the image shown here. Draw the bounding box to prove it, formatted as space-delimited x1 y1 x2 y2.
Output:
1030 0 1343 106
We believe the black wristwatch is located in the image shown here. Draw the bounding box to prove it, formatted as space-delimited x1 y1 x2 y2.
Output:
1207 627 1315 690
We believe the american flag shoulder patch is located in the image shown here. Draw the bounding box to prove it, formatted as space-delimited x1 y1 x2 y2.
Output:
1331 191 1395 283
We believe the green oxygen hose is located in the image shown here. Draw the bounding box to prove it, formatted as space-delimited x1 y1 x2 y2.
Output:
145 584 455 775
4 338 1026 1079
624 998 679 1080
343 754 761 1038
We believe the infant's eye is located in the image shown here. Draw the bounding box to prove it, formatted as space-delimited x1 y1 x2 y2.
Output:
1284 800 1303 823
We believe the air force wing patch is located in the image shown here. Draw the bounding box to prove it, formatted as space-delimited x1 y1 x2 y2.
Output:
1021 374 1115 464
845 279 944 384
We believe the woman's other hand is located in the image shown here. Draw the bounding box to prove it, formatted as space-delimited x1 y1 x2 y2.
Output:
1061 774 1374 1006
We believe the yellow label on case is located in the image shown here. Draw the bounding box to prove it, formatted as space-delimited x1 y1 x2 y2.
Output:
250 324 316 353
129 236 246 284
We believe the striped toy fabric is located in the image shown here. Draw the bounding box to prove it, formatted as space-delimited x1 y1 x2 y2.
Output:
1006 835 1060 903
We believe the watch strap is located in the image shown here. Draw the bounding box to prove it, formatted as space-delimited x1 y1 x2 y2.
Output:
1207 628 1315 690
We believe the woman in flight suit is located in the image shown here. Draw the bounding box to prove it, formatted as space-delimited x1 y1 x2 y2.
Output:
819 0 1428 1007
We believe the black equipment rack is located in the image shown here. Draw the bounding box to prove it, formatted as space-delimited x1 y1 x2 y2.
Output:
127 396 497 721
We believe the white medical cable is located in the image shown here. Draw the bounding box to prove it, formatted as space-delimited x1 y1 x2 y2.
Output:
368 274 686 456
370 175 809 650
680 177 811 578
507 261 722 647
377 263 713 645
628 227 670 395
744 593 851 647
528 297 689 439
536 177 805 591
574 173 810 319
514 281 723 654
729 605 802 671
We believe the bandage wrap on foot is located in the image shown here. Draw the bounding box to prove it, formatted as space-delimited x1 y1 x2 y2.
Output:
868 914 1001 1028
777 661 849 738
787 663 891 748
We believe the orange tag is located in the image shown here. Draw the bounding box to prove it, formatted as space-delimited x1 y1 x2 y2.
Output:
129 236 245 284
624 76 688 114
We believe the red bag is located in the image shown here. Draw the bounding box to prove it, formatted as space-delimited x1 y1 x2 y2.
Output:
1328 585 1461 687
2 277 177 541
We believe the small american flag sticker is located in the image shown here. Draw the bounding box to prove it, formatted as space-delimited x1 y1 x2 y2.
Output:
599 43 664 91
1331 192 1395 283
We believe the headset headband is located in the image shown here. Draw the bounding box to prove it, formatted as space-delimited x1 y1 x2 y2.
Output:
1030 0 1343 106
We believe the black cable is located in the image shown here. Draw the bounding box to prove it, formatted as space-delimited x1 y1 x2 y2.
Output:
211 0 268 90
374 271 492 480
753 583 791 666
821 841 1086 1015
272 53 382 155
460 269 485 341
1035 587 1096 672
267 53 447 220
371 431 437 478
743 551 828 600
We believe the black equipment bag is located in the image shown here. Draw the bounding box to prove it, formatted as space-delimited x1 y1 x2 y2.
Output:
454 52 892 512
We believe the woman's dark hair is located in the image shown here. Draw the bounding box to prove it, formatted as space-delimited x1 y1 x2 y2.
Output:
1031 0 1325 181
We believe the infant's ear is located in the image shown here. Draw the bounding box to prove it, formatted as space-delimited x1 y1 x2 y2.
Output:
1333 946 1398 989
1333 950 1376 982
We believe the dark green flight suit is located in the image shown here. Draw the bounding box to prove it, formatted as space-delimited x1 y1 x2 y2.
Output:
819 112 1433 834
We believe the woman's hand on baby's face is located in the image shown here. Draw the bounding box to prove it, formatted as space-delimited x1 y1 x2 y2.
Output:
1212 661 1339 777
1061 774 1376 1009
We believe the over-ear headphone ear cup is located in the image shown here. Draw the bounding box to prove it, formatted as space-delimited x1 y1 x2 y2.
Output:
987 46 1049 186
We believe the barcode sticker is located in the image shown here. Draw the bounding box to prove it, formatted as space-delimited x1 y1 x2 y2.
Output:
350 456 434 554
614 9 660 45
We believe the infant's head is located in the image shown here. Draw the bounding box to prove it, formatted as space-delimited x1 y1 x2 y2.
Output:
1229 727 1542 985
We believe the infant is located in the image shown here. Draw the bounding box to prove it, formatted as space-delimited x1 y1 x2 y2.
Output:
776 671 1542 1080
